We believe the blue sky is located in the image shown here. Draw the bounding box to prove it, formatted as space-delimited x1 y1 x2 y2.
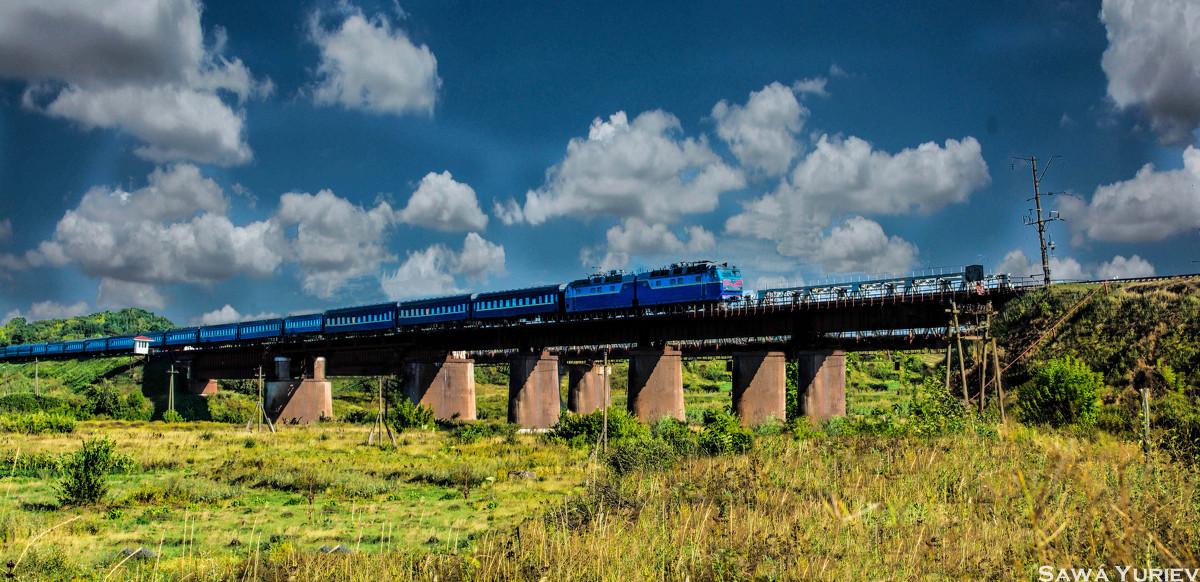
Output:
1 0 1198 326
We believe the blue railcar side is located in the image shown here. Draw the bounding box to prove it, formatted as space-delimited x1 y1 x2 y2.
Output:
108 336 134 351
165 328 199 346
46 343 65 355
238 319 283 340
140 331 166 347
396 294 474 326
84 338 107 352
635 263 742 307
472 285 563 320
31 343 48 356
283 313 324 336
64 341 85 353
324 303 396 333
565 273 637 313
199 324 238 343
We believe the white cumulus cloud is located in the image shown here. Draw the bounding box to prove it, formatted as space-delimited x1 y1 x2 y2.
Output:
397 171 487 231
194 304 278 326
381 233 506 300
993 248 1092 281
1097 254 1156 279
309 6 440 116
725 135 988 272
6 300 92 324
712 81 808 176
273 190 397 298
506 110 745 225
96 278 167 311
1101 0 1200 145
580 218 716 269
1060 146 1200 243
0 0 269 166
811 216 917 274
32 164 280 284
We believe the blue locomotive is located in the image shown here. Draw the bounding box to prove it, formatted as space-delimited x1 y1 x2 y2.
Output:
0 261 744 359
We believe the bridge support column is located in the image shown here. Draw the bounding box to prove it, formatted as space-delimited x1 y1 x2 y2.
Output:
795 350 846 422
267 356 333 424
567 363 609 414
508 351 560 428
403 353 476 421
184 362 218 394
628 346 684 422
731 351 786 425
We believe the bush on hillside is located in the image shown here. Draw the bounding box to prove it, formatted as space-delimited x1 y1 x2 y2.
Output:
605 437 677 475
0 394 72 417
905 372 966 436
391 399 435 432
552 407 648 449
81 382 153 421
651 417 699 457
1018 356 1102 428
58 436 117 506
0 411 76 434
697 408 754 455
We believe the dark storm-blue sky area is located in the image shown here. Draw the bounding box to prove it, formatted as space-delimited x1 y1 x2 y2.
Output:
0 0 1197 325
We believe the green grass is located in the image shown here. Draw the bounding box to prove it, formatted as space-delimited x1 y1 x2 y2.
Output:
0 418 1194 581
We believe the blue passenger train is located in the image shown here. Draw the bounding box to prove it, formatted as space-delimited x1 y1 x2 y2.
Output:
9 259 1003 361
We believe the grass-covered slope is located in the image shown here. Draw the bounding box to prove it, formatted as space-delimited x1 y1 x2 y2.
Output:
994 278 1200 392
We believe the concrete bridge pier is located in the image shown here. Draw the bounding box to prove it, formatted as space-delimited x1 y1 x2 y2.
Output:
731 351 787 425
508 350 561 428
795 350 846 422
628 345 684 422
567 362 609 414
403 352 476 420
184 362 219 394
266 356 333 424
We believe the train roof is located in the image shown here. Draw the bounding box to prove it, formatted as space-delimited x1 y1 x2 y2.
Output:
398 293 475 307
324 302 397 315
474 284 565 300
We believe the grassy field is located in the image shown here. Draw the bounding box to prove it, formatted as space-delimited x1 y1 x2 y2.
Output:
0 416 1195 581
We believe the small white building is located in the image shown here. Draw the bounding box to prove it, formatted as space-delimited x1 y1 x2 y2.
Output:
132 336 153 355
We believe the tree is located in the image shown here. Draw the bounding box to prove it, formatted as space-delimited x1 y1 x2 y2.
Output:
1018 356 1102 428
58 436 117 506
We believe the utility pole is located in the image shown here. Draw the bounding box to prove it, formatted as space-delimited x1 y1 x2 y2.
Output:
1015 155 1063 286
167 363 179 413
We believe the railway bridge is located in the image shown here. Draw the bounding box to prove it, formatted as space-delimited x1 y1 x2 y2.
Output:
175 282 1018 427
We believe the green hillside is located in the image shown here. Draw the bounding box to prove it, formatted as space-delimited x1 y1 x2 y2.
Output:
0 308 174 346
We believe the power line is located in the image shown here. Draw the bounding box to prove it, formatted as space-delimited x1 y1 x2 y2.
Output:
1014 155 1063 286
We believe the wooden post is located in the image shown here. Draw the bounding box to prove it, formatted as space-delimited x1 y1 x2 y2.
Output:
167 363 177 412
1141 385 1151 458
991 338 1005 423
950 301 968 404
368 376 397 447
979 340 988 414
34 358 38 396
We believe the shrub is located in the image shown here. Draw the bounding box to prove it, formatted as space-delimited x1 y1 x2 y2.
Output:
0 411 76 434
391 399 435 432
161 410 184 423
58 436 117 506
904 373 965 437
552 407 648 448
605 437 677 475
208 392 255 424
1018 356 1102 428
444 420 519 444
341 409 373 424
697 409 754 455
650 417 698 457
0 394 71 417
